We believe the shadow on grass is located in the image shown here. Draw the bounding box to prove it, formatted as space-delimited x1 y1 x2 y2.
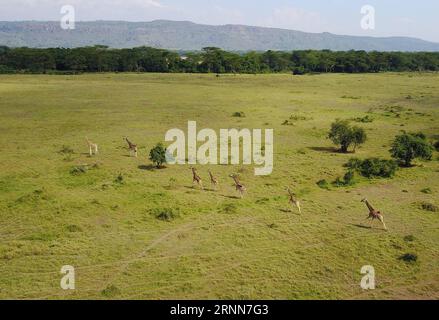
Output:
350 224 372 230
138 164 162 171
220 194 241 200
279 208 301 215
183 186 204 190
308 146 341 153
182 185 218 192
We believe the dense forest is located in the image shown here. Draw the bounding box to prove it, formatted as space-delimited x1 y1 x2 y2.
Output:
1 45 439 74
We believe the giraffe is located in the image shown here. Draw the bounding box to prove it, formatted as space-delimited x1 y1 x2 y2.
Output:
361 198 387 230
191 167 203 189
286 187 301 213
230 174 246 198
124 137 138 157
208 170 219 190
85 137 98 156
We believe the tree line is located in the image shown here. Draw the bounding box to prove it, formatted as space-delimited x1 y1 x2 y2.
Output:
1 45 439 74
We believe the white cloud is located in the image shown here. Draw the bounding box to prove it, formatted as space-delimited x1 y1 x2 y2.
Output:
0 0 170 21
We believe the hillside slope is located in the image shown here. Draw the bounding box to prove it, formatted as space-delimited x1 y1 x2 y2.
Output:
1 20 439 51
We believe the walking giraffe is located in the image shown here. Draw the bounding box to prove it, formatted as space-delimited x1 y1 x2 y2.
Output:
230 174 246 198
124 137 138 157
362 198 388 230
286 187 301 213
208 170 219 190
191 167 203 190
85 137 98 156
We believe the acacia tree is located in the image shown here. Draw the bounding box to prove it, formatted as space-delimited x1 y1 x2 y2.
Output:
390 133 433 167
149 143 167 168
328 120 367 153
352 126 367 152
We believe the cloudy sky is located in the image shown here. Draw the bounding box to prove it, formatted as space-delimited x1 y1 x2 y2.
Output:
1 0 438 42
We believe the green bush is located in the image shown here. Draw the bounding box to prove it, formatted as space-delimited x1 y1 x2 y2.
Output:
114 173 124 185
101 285 121 297
150 208 179 221
434 141 439 152
346 157 398 178
333 170 356 187
70 165 88 175
0 65 14 74
420 202 438 212
66 224 83 233
390 132 433 167
345 158 362 170
353 115 374 123
316 179 330 190
149 143 167 168
421 188 432 194
293 66 306 75
232 111 246 118
399 253 418 263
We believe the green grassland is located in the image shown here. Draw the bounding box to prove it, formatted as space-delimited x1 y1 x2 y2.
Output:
0 73 438 300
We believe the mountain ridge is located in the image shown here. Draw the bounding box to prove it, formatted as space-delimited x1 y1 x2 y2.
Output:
1 20 439 52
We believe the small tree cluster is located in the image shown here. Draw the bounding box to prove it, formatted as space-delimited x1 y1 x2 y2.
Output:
390 133 433 167
346 158 398 178
333 170 357 187
149 143 167 168
328 120 367 153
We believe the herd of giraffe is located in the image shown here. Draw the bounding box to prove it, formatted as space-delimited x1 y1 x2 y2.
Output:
85 137 388 231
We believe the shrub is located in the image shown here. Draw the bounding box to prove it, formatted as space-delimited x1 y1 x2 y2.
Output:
316 179 330 190
390 133 433 167
70 165 88 175
66 224 82 233
399 253 418 263
434 141 439 152
345 158 362 170
353 115 374 123
0 65 14 74
346 158 398 178
359 158 398 178
149 143 167 168
114 173 124 185
232 111 246 118
150 208 179 221
420 188 432 194
290 114 309 121
333 170 356 187
420 202 438 212
293 66 306 75
101 285 121 297
343 170 356 185
328 120 367 153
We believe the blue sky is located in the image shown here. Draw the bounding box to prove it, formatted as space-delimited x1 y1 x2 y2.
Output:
1 0 439 42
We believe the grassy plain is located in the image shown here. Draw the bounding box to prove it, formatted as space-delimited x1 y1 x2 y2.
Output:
0 73 438 299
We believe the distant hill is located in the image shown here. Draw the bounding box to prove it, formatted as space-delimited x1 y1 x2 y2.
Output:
1 20 439 52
